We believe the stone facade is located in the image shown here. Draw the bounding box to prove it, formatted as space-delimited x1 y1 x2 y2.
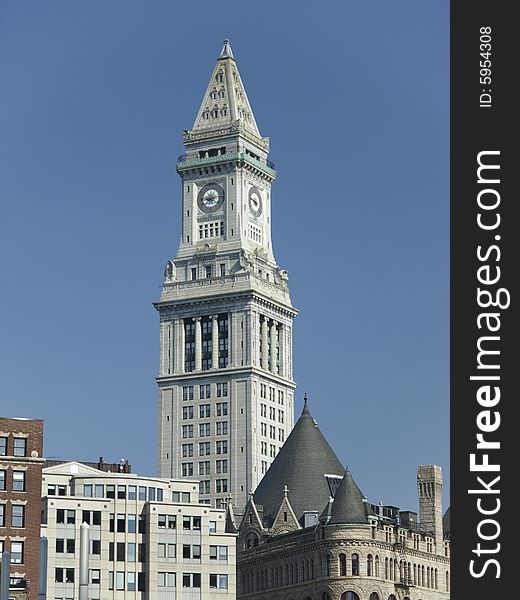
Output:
0 417 44 600
235 405 450 600
156 40 297 513
41 461 236 600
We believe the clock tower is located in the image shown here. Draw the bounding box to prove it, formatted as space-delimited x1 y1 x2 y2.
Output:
155 40 297 513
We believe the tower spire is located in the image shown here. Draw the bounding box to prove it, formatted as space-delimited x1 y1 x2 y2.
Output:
191 41 261 137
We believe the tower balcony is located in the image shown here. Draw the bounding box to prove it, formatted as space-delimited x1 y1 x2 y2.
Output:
176 151 276 179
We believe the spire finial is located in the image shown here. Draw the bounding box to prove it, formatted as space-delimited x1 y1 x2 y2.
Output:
302 394 310 414
283 484 289 498
219 39 234 60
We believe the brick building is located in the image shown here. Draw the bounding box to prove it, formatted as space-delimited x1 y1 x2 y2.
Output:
0 417 44 600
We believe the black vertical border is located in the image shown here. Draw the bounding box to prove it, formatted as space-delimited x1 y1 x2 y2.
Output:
451 1 516 597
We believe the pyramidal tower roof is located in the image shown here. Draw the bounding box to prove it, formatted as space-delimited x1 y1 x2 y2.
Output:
191 39 261 137
253 397 344 527
328 469 368 525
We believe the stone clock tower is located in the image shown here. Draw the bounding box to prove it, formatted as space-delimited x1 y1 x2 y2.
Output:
155 41 297 513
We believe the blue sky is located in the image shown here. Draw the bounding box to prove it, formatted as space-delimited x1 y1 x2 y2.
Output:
0 0 449 511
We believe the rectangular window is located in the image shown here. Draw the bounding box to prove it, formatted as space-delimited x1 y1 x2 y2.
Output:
116 542 125 562
216 459 228 474
216 440 228 454
10 541 24 564
220 263 226 276
149 487 156 501
215 479 228 493
127 571 136 591
216 421 228 435
183 406 194 420
11 505 25 528
182 425 193 438
83 484 93 497
128 514 136 533
116 572 125 591
13 438 27 457
209 520 217 534
199 423 211 437
0 437 6 456
0 470 5 491
117 485 126 499
199 442 211 456
191 267 197 280
90 569 101 585
199 404 211 418
128 485 137 500
205 265 212 278
182 443 193 457
95 484 104 498
106 484 115 499
182 462 193 477
198 461 210 475
182 385 194 401
138 486 147 501
216 402 228 416
12 471 26 492
117 514 125 533
199 480 210 495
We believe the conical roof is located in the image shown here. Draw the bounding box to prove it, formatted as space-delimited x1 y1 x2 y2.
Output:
253 397 344 527
328 469 368 525
191 39 261 137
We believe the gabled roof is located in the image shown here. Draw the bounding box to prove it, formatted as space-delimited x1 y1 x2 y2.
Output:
328 469 368 525
252 397 344 527
191 39 261 137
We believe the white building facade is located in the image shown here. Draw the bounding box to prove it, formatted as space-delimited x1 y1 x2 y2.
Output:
155 40 297 512
41 462 236 600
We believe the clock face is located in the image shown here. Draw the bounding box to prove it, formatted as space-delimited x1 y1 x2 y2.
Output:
197 183 225 213
248 186 262 217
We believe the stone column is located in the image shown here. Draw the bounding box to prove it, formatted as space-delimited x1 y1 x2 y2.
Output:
211 315 219 369
261 316 269 370
269 319 278 373
278 322 285 378
194 317 202 371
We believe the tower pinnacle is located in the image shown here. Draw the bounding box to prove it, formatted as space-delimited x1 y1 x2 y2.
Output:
219 39 234 60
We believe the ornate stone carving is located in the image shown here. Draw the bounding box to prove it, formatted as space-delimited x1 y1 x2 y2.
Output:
163 260 175 282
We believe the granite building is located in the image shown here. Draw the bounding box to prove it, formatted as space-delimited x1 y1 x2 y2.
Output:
0 417 45 600
156 40 297 513
235 401 450 600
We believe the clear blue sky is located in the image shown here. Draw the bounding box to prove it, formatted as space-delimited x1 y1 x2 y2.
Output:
0 0 449 512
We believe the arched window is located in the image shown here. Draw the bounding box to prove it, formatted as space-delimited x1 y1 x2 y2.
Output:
326 555 331 577
435 568 438 589
369 594 380 600
339 553 347 576
446 570 450 591
310 558 314 580
351 553 359 576
385 557 389 579
340 593 360 600
367 554 373 576
389 558 393 580
375 555 380 577
388 595 398 600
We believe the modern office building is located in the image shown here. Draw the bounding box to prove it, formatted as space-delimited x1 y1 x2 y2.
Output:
0 417 44 600
41 461 236 600
155 40 297 512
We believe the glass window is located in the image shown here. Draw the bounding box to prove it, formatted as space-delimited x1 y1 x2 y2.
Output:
94 484 104 498
149 487 156 501
12 471 26 492
157 488 163 501
0 505 4 527
90 569 101 585
0 437 6 456
127 572 136 591
116 572 125 591
106 485 115 499
139 486 147 501
0 470 5 491
128 485 137 500
10 541 24 564
117 485 126 499
12 505 25 528
13 438 27 457
83 484 93 497
128 514 136 533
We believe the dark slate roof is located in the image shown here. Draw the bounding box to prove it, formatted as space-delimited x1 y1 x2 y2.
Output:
253 398 344 527
328 469 368 525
